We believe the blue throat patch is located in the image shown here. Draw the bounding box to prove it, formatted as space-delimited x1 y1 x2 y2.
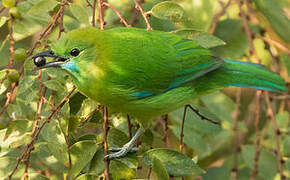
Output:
61 61 79 72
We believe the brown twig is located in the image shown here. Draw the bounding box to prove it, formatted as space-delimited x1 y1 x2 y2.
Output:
8 87 76 179
232 88 242 179
264 92 285 180
210 0 232 34
0 0 69 118
97 0 105 29
57 0 67 39
103 2 131 27
103 106 110 180
250 90 262 179
86 0 93 8
22 71 48 180
0 6 6 14
27 1 68 56
256 35 290 55
147 167 152 179
0 18 15 117
180 106 187 152
237 0 261 64
127 114 133 138
187 105 221 125
134 0 152 30
163 114 169 148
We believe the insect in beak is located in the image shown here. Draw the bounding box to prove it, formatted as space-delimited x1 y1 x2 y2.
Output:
32 50 68 69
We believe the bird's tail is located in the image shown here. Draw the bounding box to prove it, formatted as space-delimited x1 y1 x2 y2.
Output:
194 59 287 95
222 60 287 92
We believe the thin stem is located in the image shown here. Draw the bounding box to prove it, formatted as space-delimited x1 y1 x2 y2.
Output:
264 92 285 180
127 114 133 138
163 114 169 148
134 0 152 30
97 0 104 29
251 90 262 179
187 105 220 125
103 106 110 180
103 2 131 27
210 0 232 34
237 0 261 63
256 35 290 55
232 88 242 179
180 106 187 152
8 87 76 180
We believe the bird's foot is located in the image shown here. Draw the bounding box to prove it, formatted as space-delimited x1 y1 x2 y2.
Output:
105 144 138 160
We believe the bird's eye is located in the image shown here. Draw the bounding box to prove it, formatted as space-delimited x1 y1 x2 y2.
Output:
70 48 80 56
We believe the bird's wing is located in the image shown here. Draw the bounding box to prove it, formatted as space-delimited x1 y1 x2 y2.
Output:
105 28 224 98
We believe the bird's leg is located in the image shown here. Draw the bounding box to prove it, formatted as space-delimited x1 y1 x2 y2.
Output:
105 128 145 160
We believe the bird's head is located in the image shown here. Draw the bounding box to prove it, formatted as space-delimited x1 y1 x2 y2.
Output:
32 27 101 80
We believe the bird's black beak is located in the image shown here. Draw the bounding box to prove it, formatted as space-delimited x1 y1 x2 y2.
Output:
32 50 67 69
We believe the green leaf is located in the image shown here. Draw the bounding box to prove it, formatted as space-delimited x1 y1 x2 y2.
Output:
75 174 98 180
254 0 290 42
152 156 169 180
283 136 290 157
0 156 24 178
151 1 185 22
280 54 290 76
41 121 69 165
70 4 90 27
88 147 105 175
212 19 248 59
43 79 65 92
241 145 278 180
178 0 218 30
69 92 87 115
4 120 33 140
3 120 32 148
0 79 9 96
69 140 98 178
202 166 231 180
0 17 8 28
13 18 42 41
27 0 58 23
110 159 136 180
193 32 226 49
143 148 204 176
175 29 226 49
201 92 236 124
29 173 50 180
108 128 129 148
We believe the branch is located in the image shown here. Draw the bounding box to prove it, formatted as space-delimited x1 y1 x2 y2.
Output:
8 87 76 179
127 114 133 138
103 2 131 27
236 0 261 63
232 88 242 179
210 0 232 34
256 35 290 55
97 0 105 29
187 105 221 125
264 92 285 180
0 18 15 117
103 106 110 180
251 90 262 179
86 0 93 8
180 106 187 152
134 0 152 30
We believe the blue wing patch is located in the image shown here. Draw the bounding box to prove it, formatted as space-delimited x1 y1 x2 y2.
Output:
131 91 155 98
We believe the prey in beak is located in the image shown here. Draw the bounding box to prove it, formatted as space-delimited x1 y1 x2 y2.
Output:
32 50 67 69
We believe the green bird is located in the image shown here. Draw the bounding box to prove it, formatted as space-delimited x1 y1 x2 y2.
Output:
32 27 288 159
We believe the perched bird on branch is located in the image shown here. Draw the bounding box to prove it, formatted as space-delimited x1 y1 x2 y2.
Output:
32 27 288 159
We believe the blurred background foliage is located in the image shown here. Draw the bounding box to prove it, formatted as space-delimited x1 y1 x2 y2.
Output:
0 0 289 179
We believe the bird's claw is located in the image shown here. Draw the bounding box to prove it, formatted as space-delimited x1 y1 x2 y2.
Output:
104 145 138 160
